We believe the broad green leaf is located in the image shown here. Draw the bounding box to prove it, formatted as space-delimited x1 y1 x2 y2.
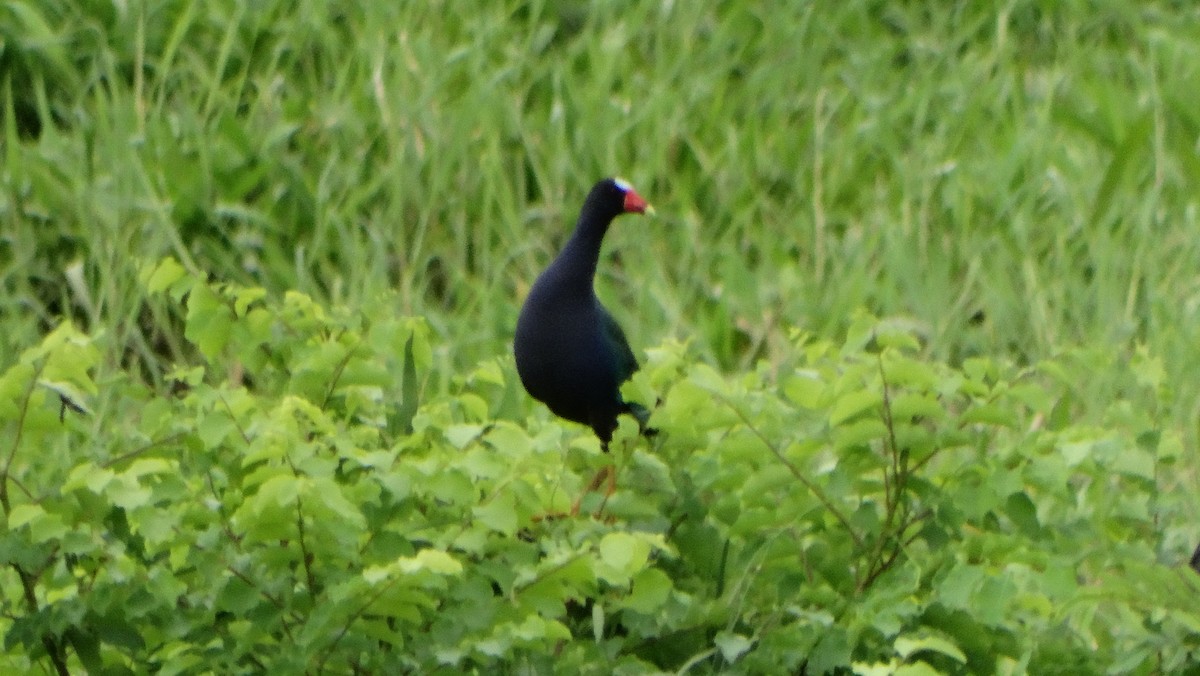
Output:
784 371 828 409
960 402 1016 428
142 257 188 294
108 475 154 510
425 469 475 504
444 423 484 449
830 389 882 425
889 393 943 421
185 283 234 359
232 286 267 317
894 662 943 676
834 419 887 450
127 458 174 478
398 549 463 575
1008 383 1052 413
690 363 728 394
809 625 851 674
473 492 518 535
63 463 115 493
714 631 754 663
874 327 922 351
938 564 984 611
9 505 68 543
305 477 367 533
7 504 45 530
485 422 532 457
462 446 505 479
597 532 651 584
458 393 490 422
470 359 506 387
881 355 939 389
622 568 672 614
0 363 36 420
975 575 1015 625
894 634 967 663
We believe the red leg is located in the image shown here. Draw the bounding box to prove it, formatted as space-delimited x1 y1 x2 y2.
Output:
570 465 615 516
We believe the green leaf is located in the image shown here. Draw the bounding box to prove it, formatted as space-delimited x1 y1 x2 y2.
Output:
425 469 475 504
9 504 67 543
960 402 1016 428
473 492 518 536
232 286 267 317
400 549 463 575
7 504 45 530
834 419 887 450
894 662 944 676
938 565 984 611
185 283 234 359
484 423 532 457
784 371 828 409
830 389 882 425
597 532 652 584
894 634 967 663
0 363 35 420
809 625 851 673
108 475 154 510
622 568 672 613
889 393 944 421
470 358 506 387
143 257 188 293
975 575 1015 625
444 423 484 449
714 631 754 663
63 463 115 493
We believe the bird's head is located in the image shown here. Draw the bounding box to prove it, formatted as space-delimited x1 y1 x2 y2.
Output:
611 177 654 216
586 177 655 221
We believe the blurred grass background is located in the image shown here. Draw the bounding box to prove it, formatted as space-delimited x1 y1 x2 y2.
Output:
3 1 1200 458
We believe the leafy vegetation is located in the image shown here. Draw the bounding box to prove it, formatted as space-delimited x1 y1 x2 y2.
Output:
2 267 1197 673
3 0 1200 673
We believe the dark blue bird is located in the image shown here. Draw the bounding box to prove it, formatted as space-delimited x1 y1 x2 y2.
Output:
514 177 654 451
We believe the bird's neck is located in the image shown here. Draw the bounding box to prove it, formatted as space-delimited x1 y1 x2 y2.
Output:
552 216 610 290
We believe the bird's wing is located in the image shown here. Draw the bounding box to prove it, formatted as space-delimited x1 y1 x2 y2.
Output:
600 304 657 436
599 304 640 383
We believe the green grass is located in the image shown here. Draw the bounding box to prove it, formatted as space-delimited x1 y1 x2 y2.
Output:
4 1 1200 512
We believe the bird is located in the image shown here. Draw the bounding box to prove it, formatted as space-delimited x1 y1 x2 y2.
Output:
514 177 655 511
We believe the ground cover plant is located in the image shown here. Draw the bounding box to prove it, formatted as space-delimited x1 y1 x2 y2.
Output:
3 0 1200 673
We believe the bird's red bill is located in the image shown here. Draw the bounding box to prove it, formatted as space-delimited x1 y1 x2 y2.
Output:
623 189 650 214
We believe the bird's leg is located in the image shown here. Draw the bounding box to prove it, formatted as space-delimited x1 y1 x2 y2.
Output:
592 464 617 517
569 464 614 516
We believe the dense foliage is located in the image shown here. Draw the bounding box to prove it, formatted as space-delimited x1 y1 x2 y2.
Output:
1 265 1196 673
4 0 1200 672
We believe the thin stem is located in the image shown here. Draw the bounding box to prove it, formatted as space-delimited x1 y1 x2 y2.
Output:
709 390 863 548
